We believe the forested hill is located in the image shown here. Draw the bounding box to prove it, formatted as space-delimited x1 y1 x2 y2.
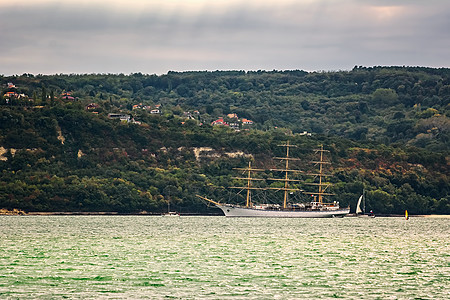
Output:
0 67 448 214
2 66 449 150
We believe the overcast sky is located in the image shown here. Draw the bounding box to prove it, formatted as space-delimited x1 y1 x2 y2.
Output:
1 0 449 75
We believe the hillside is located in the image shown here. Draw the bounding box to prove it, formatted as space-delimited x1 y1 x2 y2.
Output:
0 67 448 214
2 66 449 150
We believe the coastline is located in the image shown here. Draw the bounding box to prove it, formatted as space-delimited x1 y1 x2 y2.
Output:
1 209 448 218
0 208 26 215
346 213 450 218
0 209 219 216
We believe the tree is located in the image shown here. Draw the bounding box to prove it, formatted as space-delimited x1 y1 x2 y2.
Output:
41 86 47 105
372 88 399 107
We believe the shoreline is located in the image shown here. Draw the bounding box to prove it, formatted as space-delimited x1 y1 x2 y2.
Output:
0 210 220 216
346 213 450 218
1 209 449 218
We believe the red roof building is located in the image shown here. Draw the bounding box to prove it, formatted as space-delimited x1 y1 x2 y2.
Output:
241 118 254 125
211 118 229 126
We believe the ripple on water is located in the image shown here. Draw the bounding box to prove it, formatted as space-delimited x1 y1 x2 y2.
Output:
0 216 448 299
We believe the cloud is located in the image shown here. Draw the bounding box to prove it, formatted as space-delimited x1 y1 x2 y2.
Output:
0 0 449 75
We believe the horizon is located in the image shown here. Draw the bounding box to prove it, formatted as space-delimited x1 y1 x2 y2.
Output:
2 65 448 77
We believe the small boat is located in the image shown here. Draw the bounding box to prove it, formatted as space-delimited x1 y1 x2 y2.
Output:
356 191 374 218
163 211 180 217
356 194 364 216
162 197 180 217
197 142 350 218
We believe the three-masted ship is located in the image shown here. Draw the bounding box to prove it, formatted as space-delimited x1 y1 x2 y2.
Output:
197 141 350 218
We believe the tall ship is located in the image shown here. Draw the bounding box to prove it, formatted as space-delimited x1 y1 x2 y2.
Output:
197 141 350 218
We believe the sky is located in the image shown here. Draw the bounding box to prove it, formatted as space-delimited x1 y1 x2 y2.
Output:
1 0 449 75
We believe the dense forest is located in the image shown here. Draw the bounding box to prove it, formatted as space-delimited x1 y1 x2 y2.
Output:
0 67 448 215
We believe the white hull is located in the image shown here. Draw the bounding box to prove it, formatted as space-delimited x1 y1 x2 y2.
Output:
356 214 375 218
216 204 349 218
162 212 180 217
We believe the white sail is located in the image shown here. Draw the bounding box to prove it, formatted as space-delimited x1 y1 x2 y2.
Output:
356 195 363 214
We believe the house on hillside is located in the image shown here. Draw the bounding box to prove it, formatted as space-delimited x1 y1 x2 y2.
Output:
132 103 152 110
183 111 196 120
211 118 229 126
108 113 131 122
145 104 162 114
299 131 312 136
229 122 240 131
227 113 238 119
241 118 254 125
4 91 18 98
61 92 75 100
86 103 99 110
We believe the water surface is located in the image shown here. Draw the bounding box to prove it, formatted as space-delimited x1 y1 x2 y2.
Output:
0 216 448 299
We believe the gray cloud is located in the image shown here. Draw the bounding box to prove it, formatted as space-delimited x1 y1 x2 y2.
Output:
1 1 449 75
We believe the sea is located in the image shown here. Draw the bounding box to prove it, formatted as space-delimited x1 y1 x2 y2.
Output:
0 216 448 299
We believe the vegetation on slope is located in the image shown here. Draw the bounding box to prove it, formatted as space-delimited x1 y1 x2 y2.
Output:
0 67 448 214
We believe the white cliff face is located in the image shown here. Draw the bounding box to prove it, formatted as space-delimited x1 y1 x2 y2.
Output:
225 151 252 159
0 147 16 161
0 147 7 161
191 147 252 161
57 126 65 144
0 147 42 161
192 147 216 161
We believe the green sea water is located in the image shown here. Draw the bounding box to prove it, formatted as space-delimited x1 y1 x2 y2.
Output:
0 216 448 299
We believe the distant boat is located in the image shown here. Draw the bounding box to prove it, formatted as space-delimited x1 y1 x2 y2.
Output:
356 191 374 218
162 197 180 217
163 211 180 217
356 194 364 216
197 142 350 218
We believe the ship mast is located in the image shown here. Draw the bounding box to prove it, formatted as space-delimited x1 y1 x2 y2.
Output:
232 161 265 208
305 145 333 204
245 161 251 207
233 141 303 209
271 141 302 209
318 145 325 203
284 142 293 208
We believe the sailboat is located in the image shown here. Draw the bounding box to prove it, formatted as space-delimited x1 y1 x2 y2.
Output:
162 197 180 217
356 194 364 216
356 191 374 218
197 142 350 218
